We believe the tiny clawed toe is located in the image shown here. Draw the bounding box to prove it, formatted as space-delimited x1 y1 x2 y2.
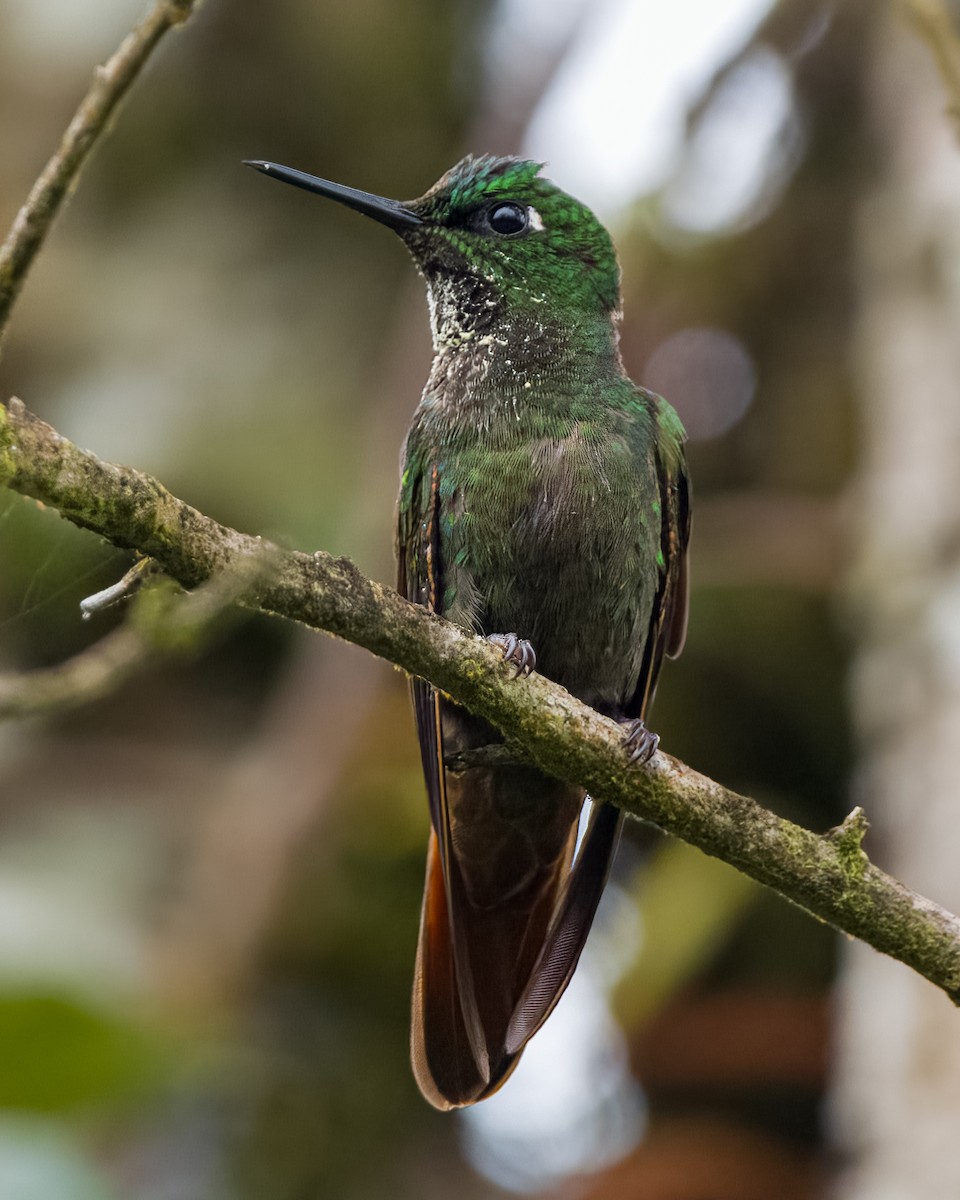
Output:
487 633 537 678
621 718 660 764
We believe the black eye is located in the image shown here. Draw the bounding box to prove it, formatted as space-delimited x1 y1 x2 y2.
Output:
488 203 528 236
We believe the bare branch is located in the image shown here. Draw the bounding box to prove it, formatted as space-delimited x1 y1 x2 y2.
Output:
0 547 271 719
79 556 158 618
2 394 959 1005
0 0 201 342
0 625 147 718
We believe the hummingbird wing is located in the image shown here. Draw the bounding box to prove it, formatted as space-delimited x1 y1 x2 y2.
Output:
398 455 494 1104
398 450 602 1106
626 398 692 720
662 442 692 661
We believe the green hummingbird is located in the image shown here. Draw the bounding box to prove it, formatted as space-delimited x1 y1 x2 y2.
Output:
246 155 691 1109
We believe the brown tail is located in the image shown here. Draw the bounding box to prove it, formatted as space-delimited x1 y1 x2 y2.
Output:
410 792 622 1109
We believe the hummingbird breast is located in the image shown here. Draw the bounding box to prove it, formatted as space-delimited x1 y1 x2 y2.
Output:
424 371 662 709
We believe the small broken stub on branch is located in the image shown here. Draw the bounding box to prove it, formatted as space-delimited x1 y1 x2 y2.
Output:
80 557 158 619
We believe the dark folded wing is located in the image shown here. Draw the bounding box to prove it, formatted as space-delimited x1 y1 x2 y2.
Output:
626 407 691 721
399 451 490 1093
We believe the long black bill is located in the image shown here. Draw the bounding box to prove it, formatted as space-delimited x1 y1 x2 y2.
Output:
244 160 422 231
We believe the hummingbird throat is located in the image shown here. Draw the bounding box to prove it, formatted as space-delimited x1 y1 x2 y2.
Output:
424 268 622 390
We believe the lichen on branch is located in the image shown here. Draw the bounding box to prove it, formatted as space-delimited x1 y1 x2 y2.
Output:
3 394 960 1006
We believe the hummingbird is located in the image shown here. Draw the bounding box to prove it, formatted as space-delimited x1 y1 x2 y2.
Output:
246 154 691 1110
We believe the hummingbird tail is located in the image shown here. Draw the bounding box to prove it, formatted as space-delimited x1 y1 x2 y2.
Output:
410 833 485 1108
410 783 622 1109
503 799 622 1054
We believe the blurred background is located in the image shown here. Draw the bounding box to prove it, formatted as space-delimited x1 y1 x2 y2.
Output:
2 0 960 1196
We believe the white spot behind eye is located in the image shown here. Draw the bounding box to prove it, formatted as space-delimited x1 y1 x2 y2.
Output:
527 206 545 232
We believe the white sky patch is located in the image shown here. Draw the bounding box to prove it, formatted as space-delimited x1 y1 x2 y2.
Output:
459 953 645 1193
486 0 589 88
499 0 777 218
662 47 803 234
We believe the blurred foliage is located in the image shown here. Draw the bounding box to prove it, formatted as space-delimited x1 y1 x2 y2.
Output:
0 1118 117 1200
0 0 938 1196
0 992 168 1113
613 840 759 1030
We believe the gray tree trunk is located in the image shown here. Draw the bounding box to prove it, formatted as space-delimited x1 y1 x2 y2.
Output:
835 9 960 1197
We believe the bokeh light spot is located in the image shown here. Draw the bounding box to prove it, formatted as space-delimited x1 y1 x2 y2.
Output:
459 958 645 1193
643 327 757 441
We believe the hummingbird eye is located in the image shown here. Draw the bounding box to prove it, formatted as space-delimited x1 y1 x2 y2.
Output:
487 203 528 236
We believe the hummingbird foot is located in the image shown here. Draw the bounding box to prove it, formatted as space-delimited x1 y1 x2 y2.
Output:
620 718 660 764
486 633 537 678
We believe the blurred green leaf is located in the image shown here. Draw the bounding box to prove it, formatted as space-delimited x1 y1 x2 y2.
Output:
613 839 759 1028
0 991 167 1113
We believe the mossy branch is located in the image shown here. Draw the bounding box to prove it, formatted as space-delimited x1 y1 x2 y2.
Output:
2 395 960 1005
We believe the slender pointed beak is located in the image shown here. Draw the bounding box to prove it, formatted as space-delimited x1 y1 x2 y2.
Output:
244 160 422 231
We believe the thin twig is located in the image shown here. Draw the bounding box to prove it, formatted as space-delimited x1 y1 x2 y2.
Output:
80 555 157 617
2 395 959 1005
0 625 147 718
0 0 200 343
0 546 271 719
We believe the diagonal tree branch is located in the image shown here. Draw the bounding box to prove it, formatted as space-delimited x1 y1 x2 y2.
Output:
0 0 201 344
2 394 960 1006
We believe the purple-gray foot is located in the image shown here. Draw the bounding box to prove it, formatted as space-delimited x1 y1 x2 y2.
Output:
621 718 660 764
486 633 537 678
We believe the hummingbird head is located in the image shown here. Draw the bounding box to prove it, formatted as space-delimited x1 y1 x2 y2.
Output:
246 155 622 350
403 155 621 320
